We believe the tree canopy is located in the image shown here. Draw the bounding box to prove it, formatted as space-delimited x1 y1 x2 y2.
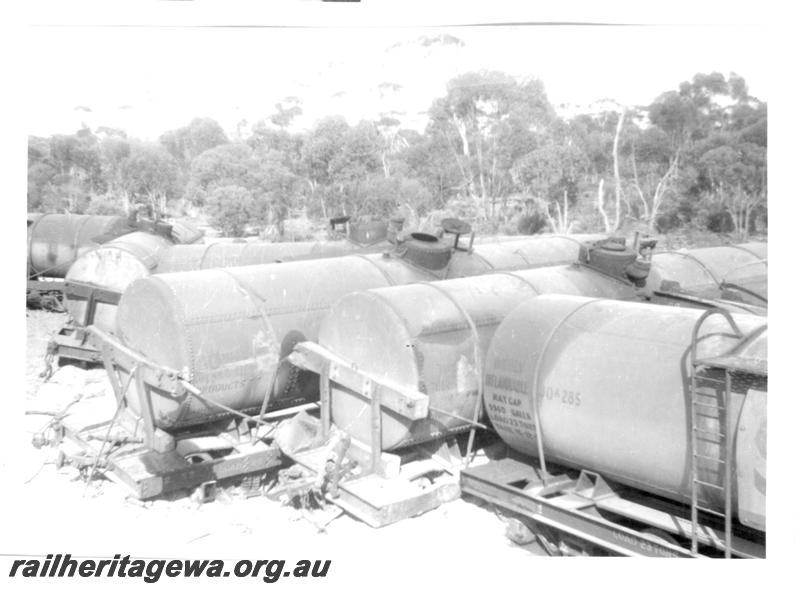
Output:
28 71 767 240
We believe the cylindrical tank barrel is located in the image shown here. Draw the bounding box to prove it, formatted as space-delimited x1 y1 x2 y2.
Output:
27 214 131 278
319 264 639 451
483 295 766 525
113 235 598 430
65 225 398 330
67 233 597 334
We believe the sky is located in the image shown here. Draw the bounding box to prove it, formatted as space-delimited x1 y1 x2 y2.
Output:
24 23 771 140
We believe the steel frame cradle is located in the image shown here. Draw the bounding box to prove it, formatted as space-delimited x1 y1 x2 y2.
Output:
287 341 462 528
52 281 122 364
60 326 283 500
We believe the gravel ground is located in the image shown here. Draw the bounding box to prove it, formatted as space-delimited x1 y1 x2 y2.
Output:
25 309 67 398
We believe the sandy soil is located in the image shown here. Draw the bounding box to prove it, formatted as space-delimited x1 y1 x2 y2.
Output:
25 309 68 398
8 310 547 587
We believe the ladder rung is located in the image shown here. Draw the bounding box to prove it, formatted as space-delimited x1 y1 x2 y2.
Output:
692 371 727 381
692 427 725 438
694 506 727 518
693 414 724 422
693 479 725 490
693 454 725 463
692 387 725 394
693 373 726 380
692 401 725 411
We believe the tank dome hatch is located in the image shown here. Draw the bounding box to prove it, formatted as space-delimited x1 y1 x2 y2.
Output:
441 217 474 251
395 232 452 271
578 236 654 287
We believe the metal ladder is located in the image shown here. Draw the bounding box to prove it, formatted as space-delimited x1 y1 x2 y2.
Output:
689 308 743 558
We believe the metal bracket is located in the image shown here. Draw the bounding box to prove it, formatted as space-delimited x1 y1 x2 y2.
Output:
289 342 428 420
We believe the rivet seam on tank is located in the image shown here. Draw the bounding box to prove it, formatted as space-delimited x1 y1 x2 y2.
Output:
156 276 195 380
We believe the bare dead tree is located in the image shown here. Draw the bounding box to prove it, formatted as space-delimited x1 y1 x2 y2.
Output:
596 178 610 232
612 107 626 231
647 153 680 232
596 106 626 233
541 190 573 234
630 145 650 221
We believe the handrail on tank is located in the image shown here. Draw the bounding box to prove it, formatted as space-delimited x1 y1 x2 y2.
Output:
727 243 766 259
693 321 768 375
652 285 767 317
657 250 720 284
719 282 768 306
689 308 745 369
417 280 486 468
722 258 768 275
718 259 769 305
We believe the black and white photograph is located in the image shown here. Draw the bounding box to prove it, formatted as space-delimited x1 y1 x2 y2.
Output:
5 0 794 588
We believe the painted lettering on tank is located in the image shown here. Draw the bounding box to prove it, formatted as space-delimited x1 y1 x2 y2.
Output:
198 375 253 394
490 414 535 439
510 407 532 420
492 393 523 407
491 357 524 373
487 402 506 415
487 392 535 439
484 373 531 395
485 363 536 440
541 385 582 407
